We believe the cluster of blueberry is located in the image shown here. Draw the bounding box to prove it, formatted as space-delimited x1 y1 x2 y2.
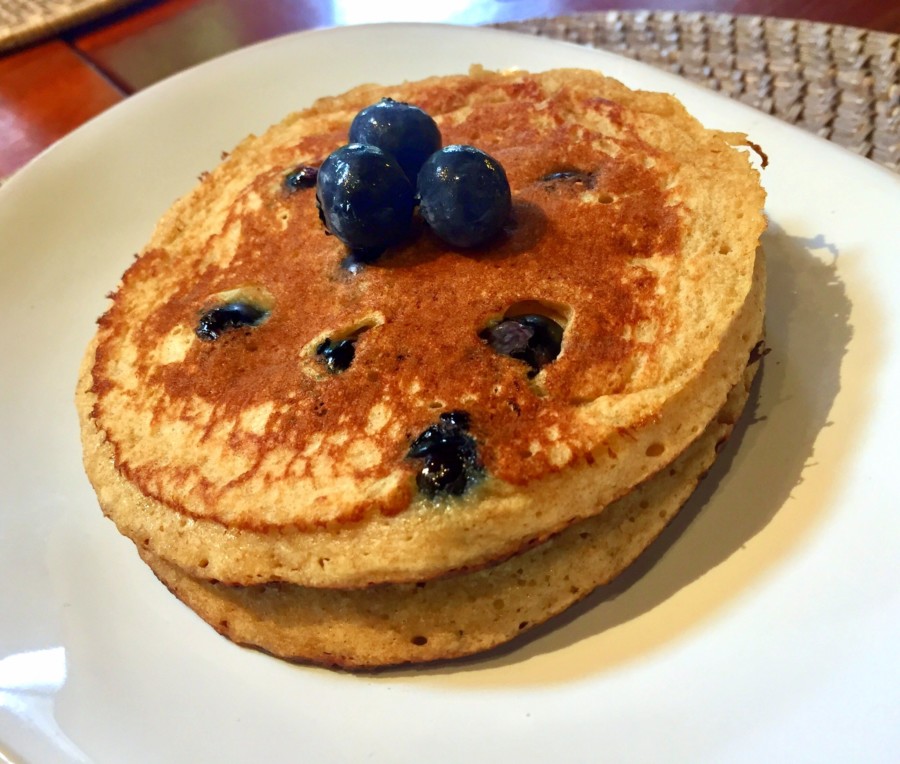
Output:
314 98 512 257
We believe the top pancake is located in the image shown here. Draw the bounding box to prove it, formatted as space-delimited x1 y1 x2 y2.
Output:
78 67 766 588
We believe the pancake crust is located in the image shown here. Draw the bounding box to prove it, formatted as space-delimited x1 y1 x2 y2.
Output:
139 352 760 669
78 67 766 588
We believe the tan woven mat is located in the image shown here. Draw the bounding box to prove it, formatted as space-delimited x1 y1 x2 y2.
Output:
497 12 899 172
0 0 138 52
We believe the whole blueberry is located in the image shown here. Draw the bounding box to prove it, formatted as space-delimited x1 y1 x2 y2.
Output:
349 98 442 182
417 145 512 248
316 144 415 251
195 302 269 342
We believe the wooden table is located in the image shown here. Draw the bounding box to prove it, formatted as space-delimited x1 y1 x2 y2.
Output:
2 0 898 177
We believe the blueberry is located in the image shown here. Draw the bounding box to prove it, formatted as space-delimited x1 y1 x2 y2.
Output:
284 164 318 191
417 145 511 248
195 302 269 342
406 426 445 459
407 411 481 497
316 144 415 251
408 409 472 457
482 320 533 357
480 314 563 374
518 314 564 367
407 425 462 459
417 447 468 496
316 338 356 373
349 98 441 182
540 169 593 186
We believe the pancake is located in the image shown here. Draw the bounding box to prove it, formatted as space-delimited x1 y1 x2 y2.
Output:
77 66 766 589
137 352 761 669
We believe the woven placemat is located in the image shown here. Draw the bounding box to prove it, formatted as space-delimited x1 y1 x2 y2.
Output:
0 0 138 52
0 10 897 177
496 12 899 172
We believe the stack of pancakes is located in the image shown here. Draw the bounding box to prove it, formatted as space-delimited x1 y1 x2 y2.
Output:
77 67 766 669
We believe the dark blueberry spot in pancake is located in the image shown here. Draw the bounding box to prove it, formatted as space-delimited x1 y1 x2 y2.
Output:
316 338 356 373
283 164 318 191
195 302 269 342
483 320 533 356
407 412 471 458
417 448 468 495
540 169 594 187
480 314 563 376
407 426 458 459
407 412 482 497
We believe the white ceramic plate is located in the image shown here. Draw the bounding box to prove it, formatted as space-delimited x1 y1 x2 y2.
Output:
1 23 898 763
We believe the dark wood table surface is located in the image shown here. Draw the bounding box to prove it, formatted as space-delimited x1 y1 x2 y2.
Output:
2 0 898 177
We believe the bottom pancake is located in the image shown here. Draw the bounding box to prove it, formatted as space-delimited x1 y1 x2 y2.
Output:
137 354 761 670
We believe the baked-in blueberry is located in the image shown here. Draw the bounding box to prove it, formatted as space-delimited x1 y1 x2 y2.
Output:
541 170 581 182
407 411 482 497
283 164 318 191
349 98 442 182
316 338 356 373
480 314 563 375
316 144 415 251
195 302 269 342
540 169 593 186
417 448 468 496
417 145 511 248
